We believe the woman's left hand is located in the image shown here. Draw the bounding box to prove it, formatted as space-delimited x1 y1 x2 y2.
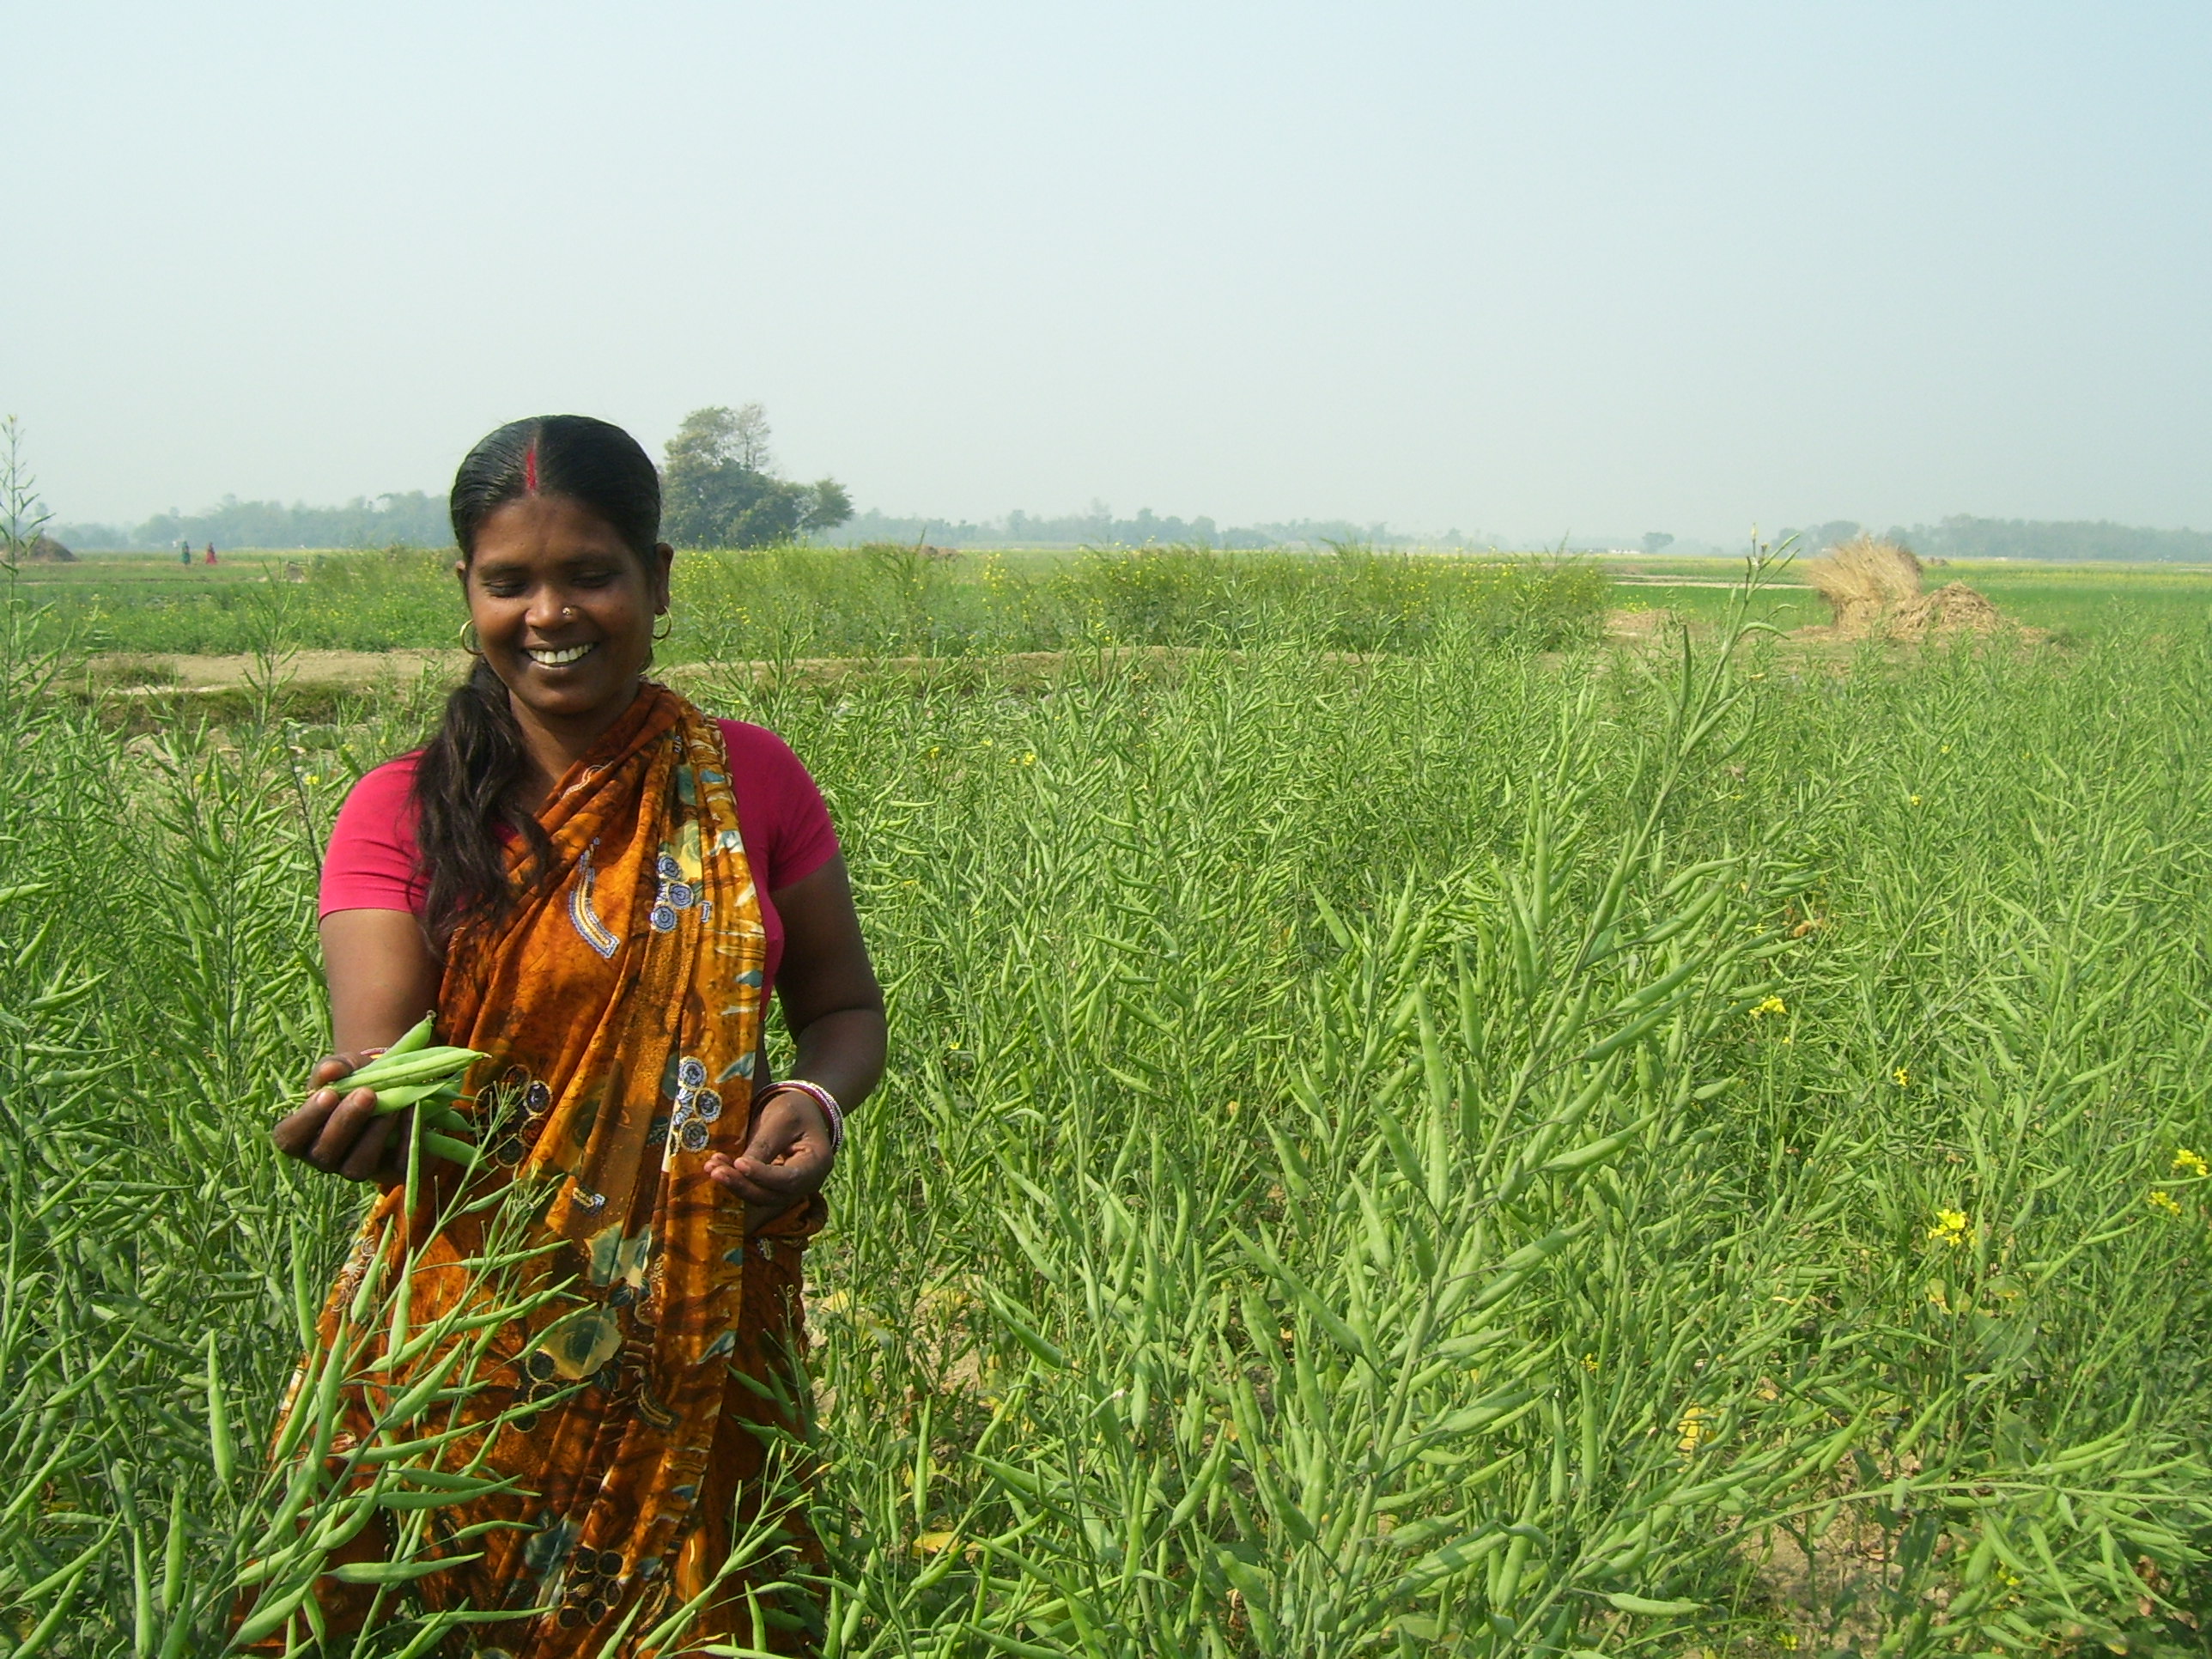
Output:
704 1087 835 1232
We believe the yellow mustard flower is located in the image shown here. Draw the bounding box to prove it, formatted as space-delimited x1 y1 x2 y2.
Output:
1676 1403 1714 1453
2148 1188 2184 1218
1750 994 1787 1018
2173 1147 2209 1179
1928 1208 1970 1247
1893 1066 1911 1088
915 1284 976 1317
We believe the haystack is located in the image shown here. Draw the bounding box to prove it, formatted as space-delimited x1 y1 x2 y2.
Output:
21 533 73 562
1891 581 2006 640
1799 534 2025 642
1802 535 1922 635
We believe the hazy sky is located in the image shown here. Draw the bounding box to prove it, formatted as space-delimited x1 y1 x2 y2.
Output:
8 2 2209 542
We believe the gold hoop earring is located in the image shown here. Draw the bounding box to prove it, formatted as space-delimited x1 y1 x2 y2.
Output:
459 619 482 653
653 614 672 641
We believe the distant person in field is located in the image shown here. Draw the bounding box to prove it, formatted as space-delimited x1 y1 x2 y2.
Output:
204 542 217 565
179 540 191 564
265 416 884 1652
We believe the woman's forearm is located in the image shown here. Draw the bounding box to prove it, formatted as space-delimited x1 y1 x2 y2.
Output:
782 1005 887 1113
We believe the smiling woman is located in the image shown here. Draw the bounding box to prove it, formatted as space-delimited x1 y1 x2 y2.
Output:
414 422 678 939
261 416 886 1654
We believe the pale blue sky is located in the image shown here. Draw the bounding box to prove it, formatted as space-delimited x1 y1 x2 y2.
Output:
6 2 2209 542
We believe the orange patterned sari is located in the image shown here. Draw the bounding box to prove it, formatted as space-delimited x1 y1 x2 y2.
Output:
289 684 824 1655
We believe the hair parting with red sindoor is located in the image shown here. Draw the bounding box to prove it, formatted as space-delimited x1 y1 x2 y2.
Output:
412 415 662 942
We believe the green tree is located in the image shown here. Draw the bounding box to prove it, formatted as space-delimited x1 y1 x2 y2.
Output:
661 404 854 548
801 478 853 535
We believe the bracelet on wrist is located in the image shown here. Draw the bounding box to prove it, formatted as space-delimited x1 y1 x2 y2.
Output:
763 1079 844 1157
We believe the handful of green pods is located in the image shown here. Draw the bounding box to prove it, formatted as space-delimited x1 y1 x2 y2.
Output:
343 1013 488 1164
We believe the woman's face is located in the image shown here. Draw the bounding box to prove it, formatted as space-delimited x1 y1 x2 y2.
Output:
462 495 673 729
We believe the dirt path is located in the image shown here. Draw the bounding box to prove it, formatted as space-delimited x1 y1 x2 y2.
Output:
88 644 1262 694
146 648 469 689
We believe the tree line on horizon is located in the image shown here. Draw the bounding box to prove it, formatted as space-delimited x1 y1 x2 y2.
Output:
34 404 2212 564
830 505 1437 550
46 486 1429 554
1779 515 2212 563
46 404 857 554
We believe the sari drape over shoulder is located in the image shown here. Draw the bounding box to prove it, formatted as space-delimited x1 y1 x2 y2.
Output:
275 685 823 1656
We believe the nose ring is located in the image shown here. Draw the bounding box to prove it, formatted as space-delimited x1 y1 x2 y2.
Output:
561 605 576 618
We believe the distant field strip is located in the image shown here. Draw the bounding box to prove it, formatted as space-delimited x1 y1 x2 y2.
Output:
10 543 1608 659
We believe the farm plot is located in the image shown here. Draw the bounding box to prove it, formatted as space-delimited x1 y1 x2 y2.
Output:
1 572 2209 1654
17 543 1607 661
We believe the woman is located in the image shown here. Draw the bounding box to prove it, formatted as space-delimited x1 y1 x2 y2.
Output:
270 415 884 1653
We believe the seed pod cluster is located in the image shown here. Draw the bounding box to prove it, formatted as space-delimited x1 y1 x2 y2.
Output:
343 1013 488 1164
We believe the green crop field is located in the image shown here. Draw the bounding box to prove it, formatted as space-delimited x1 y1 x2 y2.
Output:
3 553 2210 1655
14 544 1606 661
28 543 2212 663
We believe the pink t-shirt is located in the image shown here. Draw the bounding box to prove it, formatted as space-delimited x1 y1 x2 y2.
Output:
319 719 839 999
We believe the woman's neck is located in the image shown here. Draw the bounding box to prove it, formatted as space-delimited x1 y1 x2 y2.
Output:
506 678 644 813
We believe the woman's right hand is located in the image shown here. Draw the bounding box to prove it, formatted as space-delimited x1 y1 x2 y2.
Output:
271 1054 411 1182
